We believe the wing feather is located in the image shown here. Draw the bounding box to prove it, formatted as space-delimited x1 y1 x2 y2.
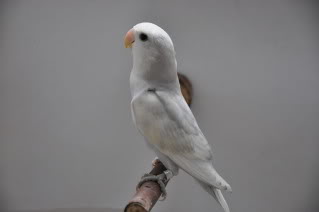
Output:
131 89 231 191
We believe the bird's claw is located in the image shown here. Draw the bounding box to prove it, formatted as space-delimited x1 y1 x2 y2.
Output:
136 170 173 201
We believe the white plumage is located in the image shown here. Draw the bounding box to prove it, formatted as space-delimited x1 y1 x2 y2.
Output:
126 22 231 212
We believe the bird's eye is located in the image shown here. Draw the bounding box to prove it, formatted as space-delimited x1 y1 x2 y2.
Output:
139 33 148 42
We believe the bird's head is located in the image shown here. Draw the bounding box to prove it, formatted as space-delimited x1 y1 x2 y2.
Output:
124 22 175 53
124 22 177 81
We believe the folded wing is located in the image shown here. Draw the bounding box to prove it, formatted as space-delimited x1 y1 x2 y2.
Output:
132 89 231 191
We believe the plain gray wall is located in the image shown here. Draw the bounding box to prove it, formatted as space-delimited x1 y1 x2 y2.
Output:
1 1 319 212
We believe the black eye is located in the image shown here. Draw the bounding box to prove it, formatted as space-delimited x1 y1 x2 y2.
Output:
139 33 148 41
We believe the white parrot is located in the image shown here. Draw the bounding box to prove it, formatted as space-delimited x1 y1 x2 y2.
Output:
125 22 232 212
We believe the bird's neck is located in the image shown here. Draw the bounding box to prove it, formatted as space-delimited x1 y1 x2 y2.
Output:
130 56 180 98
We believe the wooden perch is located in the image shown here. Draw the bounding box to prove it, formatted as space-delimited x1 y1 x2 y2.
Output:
124 73 193 212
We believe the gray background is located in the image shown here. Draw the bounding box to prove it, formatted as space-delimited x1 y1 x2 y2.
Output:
1 0 319 212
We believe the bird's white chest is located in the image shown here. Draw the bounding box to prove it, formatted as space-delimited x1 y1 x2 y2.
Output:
131 91 167 146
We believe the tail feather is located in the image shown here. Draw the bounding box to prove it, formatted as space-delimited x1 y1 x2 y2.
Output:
212 188 230 212
196 179 230 212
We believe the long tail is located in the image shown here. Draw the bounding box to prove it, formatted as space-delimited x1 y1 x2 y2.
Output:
196 179 230 212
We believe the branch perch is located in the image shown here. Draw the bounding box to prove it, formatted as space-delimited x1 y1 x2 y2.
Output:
124 73 193 212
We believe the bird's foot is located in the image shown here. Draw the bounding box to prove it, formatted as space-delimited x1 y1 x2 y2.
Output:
136 170 173 201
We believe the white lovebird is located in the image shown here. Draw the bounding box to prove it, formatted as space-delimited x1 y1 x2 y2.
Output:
125 22 232 212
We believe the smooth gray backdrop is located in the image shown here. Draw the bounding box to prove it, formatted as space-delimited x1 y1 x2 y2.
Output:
1 1 319 212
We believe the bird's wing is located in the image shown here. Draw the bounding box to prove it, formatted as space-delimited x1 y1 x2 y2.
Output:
132 89 231 191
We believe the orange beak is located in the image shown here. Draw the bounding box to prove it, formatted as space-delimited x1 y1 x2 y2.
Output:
124 29 135 48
